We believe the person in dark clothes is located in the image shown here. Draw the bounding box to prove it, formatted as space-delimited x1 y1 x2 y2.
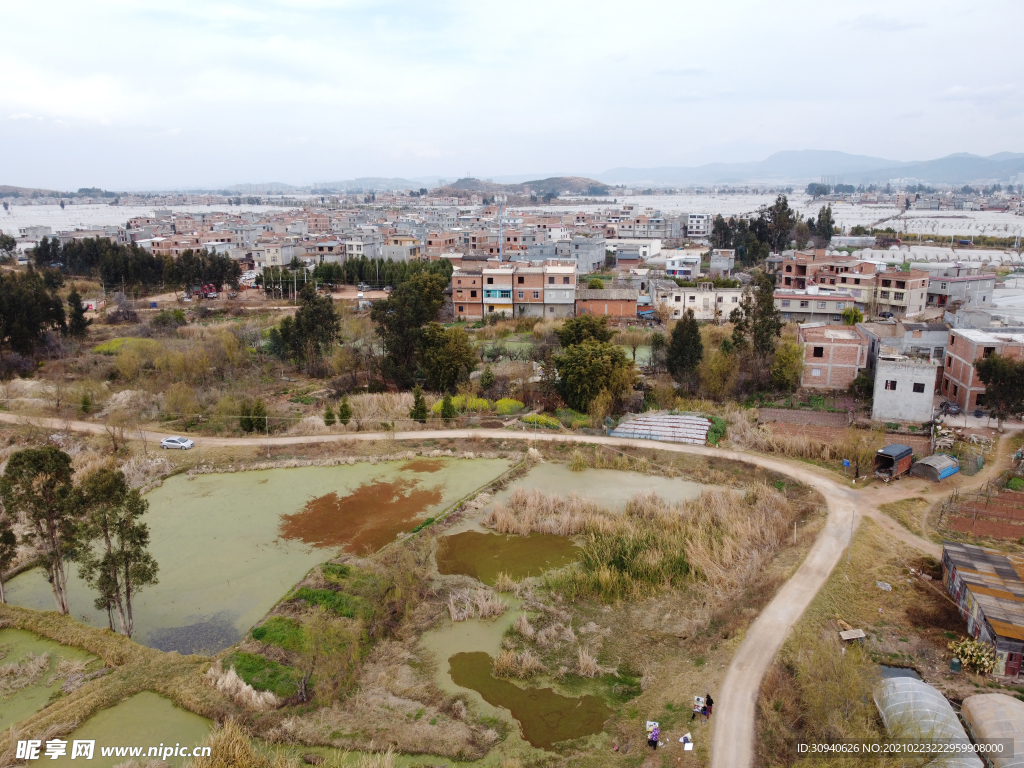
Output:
706 693 714 716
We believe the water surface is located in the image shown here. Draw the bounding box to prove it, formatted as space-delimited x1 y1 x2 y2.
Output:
436 531 578 585
6 458 509 654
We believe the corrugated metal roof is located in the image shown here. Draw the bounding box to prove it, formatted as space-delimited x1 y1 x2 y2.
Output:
610 414 711 445
944 542 1024 642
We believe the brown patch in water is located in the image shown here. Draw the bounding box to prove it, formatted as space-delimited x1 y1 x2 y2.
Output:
401 459 447 474
279 479 443 553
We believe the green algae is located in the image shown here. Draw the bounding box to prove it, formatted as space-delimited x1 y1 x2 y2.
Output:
436 530 578 585
448 651 612 749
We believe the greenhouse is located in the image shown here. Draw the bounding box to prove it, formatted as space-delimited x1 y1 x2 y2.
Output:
874 677 983 768
961 694 1024 768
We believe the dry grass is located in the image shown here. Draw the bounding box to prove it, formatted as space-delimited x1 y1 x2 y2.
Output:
575 647 600 678
446 588 507 622
512 614 535 640
184 720 299 768
568 448 588 472
484 487 600 537
492 571 519 594
46 658 87 686
492 648 544 679
878 497 930 538
0 652 50 696
205 661 280 711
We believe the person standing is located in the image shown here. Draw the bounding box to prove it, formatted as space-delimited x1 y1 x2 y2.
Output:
706 693 714 716
648 724 660 750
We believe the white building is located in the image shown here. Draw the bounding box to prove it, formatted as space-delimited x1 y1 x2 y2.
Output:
607 238 662 258
687 213 712 240
652 280 743 322
871 355 938 423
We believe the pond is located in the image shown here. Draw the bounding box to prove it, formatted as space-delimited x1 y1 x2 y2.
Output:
44 691 211 767
879 665 922 680
490 462 712 510
5 458 510 654
449 651 612 749
436 531 578 585
0 629 98 731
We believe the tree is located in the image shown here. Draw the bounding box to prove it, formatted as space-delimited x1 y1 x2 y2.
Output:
479 365 495 392
0 270 67 357
617 327 649 363
649 331 667 373
815 204 835 243
0 234 16 262
710 215 733 249
666 310 703 389
698 349 740 400
730 271 783 387
841 307 864 325
323 404 336 427
65 286 92 340
440 394 457 423
769 339 804 392
278 285 340 375
297 608 360 703
250 399 268 433
975 354 1024 428
337 397 353 425
555 339 636 413
418 323 477 392
76 468 159 637
0 447 79 614
760 194 796 252
0 511 16 604
556 315 614 347
409 386 428 423
371 272 447 388
587 278 605 289
793 221 811 250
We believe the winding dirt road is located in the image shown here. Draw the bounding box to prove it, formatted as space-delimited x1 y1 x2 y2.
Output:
0 412 992 767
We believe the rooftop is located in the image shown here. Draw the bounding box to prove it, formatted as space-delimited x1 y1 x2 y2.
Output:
799 325 867 343
943 542 1024 642
952 329 1024 344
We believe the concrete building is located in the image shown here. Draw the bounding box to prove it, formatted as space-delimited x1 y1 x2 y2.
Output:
857 321 948 380
775 287 861 323
512 266 546 317
542 264 577 317
575 288 639 318
942 328 1024 410
709 249 736 276
608 238 661 258
871 355 939 422
560 235 606 273
664 251 702 279
873 268 929 317
482 266 515 316
653 280 743 322
927 272 996 309
798 325 869 390
686 213 712 240
452 271 483 321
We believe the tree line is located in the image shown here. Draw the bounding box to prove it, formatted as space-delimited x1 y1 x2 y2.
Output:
0 269 91 368
709 194 835 260
0 447 158 637
310 254 453 289
33 237 241 292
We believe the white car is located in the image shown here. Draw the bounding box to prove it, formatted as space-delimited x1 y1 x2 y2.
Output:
160 436 195 450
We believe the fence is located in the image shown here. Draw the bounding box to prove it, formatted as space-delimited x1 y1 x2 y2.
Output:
939 468 1024 540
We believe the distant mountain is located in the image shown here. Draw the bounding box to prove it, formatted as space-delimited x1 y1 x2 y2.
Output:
437 176 610 197
1 184 75 197
595 150 1024 186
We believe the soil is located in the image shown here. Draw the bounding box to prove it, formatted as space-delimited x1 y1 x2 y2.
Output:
279 479 443 553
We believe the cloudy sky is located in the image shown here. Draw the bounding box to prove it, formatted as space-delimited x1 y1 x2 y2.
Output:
2 0 1021 189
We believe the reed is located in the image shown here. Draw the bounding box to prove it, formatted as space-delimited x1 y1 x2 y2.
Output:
575 647 600 678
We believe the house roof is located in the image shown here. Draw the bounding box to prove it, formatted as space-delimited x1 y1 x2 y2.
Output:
943 542 1024 642
576 289 638 301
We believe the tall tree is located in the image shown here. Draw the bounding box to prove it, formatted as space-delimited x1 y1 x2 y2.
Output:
555 339 636 413
278 285 341 374
666 309 703 389
710 215 734 249
975 354 1024 428
409 386 428 423
0 270 67 357
76 468 159 637
730 271 783 387
65 286 92 340
760 194 796 252
418 323 476 393
0 448 79 614
370 272 447 388
556 315 614 347
815 204 835 243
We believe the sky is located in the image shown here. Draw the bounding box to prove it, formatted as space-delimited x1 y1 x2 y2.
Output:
2 0 1022 190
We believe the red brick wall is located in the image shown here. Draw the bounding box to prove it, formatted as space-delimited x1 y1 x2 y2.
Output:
577 299 637 317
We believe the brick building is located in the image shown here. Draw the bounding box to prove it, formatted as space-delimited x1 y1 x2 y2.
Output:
452 271 483 321
942 329 1024 410
575 288 639 318
798 325 869 390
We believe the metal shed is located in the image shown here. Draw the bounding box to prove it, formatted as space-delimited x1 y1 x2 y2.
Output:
911 454 960 482
960 694 1024 768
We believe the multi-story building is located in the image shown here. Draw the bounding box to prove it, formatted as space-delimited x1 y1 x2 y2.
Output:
942 328 1024 410
542 263 577 318
873 268 929 317
775 287 861 324
871 355 939 422
452 262 577 319
686 213 712 240
452 271 483 321
653 280 743 322
798 325 869 390
926 271 996 309
512 266 546 317
482 266 514 315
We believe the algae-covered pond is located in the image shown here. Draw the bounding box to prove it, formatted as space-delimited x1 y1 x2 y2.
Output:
449 652 612 749
5 458 509 654
0 629 98 731
436 531 578 585
45 691 211 767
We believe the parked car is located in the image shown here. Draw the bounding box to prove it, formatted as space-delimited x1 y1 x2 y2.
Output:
160 436 195 450
878 311 895 319
939 401 961 416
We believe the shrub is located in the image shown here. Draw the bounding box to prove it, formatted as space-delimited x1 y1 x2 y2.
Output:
323 404 336 427
410 385 428 423
557 408 590 428
223 652 299 698
705 415 727 446
885 422 902 431
337 397 352 425
151 308 187 329
947 637 995 674
292 586 371 619
495 398 524 415
440 394 457 422
411 517 435 533
430 393 491 414
1007 477 1024 491
569 449 588 472
251 616 305 652
521 414 560 429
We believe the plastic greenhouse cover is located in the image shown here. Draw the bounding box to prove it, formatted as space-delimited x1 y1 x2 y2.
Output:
961 694 1024 768
874 678 983 768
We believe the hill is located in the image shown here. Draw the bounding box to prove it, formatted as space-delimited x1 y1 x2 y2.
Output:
437 176 610 198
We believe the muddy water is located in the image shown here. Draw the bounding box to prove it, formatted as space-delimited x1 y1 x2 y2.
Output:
5 458 509 654
0 629 97 731
46 691 210 767
449 652 611 749
490 463 711 510
436 531 578 585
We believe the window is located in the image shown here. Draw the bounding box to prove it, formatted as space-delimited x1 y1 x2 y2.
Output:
813 346 824 358
940 282 947 289
731 296 738 303
499 290 511 299
817 301 826 309
943 378 948 391
896 281 905 290
882 279 891 288
800 300 809 308
675 295 682 302
983 347 996 358
518 291 524 299
947 355 952 367
832 315 842 321
458 305 464 312
894 292 904 301
470 290 477 297
785 265 792 272
533 291 539 299
563 277 570 284
841 277 847 283
837 302 846 310
517 276 524 284
884 380 897 391
548 306 554 314
487 277 494 284
933 347 943 358
689 295 696 302
976 393 986 406
953 384 958 397
456 279 462 285
811 368 822 377
854 278 861 285
913 382 925 393
784 277 792 285
717 296 723 303
548 276 554 284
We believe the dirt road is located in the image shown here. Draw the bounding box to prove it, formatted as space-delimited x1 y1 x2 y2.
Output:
0 411 1005 768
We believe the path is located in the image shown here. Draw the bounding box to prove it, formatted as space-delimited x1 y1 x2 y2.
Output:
0 411 1008 768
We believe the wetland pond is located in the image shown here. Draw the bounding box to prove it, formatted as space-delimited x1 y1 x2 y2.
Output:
436 531 578 585
5 457 509 654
